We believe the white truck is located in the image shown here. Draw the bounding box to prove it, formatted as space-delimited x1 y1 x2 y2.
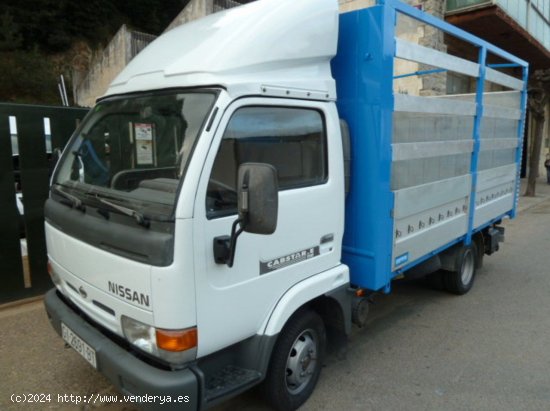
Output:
44 0 528 409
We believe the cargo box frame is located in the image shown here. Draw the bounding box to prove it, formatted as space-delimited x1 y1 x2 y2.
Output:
332 0 528 292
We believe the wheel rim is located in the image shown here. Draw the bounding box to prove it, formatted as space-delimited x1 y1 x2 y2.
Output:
461 249 475 285
285 328 318 395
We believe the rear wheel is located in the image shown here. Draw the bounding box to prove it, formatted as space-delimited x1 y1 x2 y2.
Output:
444 244 477 295
262 309 326 411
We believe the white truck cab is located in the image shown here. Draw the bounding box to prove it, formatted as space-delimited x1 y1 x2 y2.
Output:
44 0 527 409
45 1 349 409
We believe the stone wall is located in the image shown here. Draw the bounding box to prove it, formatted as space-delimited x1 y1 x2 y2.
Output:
394 13 424 95
416 0 447 96
338 0 448 96
339 0 376 12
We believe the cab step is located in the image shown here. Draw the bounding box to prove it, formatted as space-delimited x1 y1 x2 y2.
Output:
204 365 261 402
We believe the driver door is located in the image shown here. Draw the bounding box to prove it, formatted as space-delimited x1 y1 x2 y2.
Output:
193 97 342 357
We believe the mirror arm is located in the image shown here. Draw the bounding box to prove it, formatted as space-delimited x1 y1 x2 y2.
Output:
227 217 244 268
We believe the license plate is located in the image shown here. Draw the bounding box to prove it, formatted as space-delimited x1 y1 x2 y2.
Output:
61 323 97 369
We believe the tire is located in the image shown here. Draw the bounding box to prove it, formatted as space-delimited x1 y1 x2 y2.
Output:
444 244 477 295
262 309 326 411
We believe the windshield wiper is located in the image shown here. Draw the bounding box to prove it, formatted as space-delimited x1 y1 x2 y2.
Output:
52 185 86 212
94 196 150 228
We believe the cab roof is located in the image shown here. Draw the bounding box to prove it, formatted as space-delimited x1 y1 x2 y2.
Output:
105 0 338 101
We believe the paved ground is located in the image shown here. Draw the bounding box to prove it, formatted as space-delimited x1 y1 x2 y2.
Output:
1 178 550 411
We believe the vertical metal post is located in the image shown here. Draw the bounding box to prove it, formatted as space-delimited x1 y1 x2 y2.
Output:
511 65 529 218
334 0 396 292
466 46 487 245
374 0 397 292
60 75 69 107
383 0 397 293
17 108 51 292
58 83 66 106
0 111 26 301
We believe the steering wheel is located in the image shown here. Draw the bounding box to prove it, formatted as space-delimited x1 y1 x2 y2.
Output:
207 178 237 211
208 178 237 193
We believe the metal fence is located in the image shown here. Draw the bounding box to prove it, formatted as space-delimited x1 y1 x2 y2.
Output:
130 30 157 59
0 103 89 304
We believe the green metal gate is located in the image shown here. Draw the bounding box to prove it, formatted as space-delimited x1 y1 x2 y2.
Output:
0 103 89 304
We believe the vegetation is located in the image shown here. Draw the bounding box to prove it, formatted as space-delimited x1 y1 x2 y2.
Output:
0 0 187 104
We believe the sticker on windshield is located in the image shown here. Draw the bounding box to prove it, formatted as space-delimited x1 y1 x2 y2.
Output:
134 123 154 165
260 246 320 275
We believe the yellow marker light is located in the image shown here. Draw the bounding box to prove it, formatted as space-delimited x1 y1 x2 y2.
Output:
156 327 197 352
47 261 53 276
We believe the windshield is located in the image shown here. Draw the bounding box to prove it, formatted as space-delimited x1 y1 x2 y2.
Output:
54 90 217 219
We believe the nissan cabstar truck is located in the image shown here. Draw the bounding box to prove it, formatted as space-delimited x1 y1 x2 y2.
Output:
44 0 528 409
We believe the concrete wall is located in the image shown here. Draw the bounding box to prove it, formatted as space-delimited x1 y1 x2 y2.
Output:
74 27 156 107
164 0 214 32
164 0 249 32
74 26 132 107
75 0 237 107
76 0 449 107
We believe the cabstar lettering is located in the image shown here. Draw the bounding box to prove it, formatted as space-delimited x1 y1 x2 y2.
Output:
108 282 150 307
260 246 320 275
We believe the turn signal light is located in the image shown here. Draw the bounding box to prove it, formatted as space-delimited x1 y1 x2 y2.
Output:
47 260 62 287
156 327 197 352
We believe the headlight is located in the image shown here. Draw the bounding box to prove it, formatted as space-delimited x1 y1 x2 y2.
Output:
121 316 156 353
121 316 197 365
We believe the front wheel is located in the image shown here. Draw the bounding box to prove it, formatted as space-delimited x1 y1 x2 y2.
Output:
262 309 326 411
444 244 477 295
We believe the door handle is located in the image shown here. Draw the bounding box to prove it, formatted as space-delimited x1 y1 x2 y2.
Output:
320 233 334 254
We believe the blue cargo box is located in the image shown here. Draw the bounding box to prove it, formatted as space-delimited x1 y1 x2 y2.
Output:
332 0 528 292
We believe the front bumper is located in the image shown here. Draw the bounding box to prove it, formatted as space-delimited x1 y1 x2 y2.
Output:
44 289 199 410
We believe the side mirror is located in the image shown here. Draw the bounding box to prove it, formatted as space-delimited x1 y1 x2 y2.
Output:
238 163 278 234
213 163 278 267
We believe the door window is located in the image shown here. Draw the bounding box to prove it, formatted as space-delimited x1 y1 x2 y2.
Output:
206 106 327 218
